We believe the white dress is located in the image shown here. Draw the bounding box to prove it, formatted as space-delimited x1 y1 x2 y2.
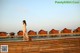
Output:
23 23 29 41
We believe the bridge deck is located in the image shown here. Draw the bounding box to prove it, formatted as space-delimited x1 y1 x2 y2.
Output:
0 37 80 53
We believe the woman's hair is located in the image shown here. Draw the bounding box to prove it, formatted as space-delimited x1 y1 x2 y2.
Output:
23 20 27 25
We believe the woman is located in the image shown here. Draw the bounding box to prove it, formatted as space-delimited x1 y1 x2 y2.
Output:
23 20 29 41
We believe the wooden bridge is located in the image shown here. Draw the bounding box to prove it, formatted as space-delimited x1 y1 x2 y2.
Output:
0 37 80 53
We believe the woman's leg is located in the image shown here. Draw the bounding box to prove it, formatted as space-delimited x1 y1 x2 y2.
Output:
23 32 26 40
25 33 29 41
23 33 29 41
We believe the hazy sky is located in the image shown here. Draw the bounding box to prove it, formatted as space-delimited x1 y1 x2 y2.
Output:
0 0 80 33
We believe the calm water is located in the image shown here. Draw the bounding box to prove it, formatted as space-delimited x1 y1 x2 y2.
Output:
0 35 80 41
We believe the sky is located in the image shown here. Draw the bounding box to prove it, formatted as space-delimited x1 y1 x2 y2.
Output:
0 0 80 33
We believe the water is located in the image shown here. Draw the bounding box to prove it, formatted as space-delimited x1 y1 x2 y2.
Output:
0 37 23 41
0 35 80 41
